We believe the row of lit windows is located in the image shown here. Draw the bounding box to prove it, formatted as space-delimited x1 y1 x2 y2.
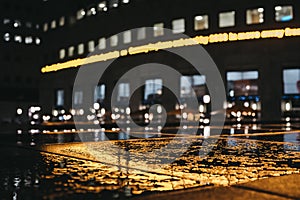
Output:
43 0 130 32
2 18 40 29
58 5 294 59
3 33 41 45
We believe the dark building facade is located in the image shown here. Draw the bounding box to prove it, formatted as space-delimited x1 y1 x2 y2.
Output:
2 0 300 123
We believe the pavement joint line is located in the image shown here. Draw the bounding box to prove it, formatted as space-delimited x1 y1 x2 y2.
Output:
233 185 298 200
15 144 203 182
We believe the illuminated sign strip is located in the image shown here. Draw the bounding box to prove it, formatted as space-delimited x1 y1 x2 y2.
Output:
41 27 300 73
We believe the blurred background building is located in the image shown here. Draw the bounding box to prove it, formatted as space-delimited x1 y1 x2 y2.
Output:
1 0 300 124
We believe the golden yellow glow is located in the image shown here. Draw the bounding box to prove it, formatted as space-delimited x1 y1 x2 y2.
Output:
41 27 300 73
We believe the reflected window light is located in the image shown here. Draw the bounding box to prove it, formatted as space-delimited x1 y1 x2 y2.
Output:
59 49 66 59
137 27 146 40
194 15 209 30
88 40 95 52
25 36 33 44
68 46 75 57
35 24 40 29
219 11 235 28
154 23 164 37
14 35 22 43
3 33 10 42
98 37 106 50
172 18 185 34
78 43 84 55
246 8 264 24
110 35 118 47
59 16 65 26
275 5 293 22
43 23 48 32
123 30 131 44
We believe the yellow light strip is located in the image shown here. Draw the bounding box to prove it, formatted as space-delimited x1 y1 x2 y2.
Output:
41 27 300 73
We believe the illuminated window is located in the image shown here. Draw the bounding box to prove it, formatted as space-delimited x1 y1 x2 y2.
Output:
77 9 85 20
144 79 163 100
59 17 65 26
14 35 22 43
25 36 33 44
74 91 83 105
78 43 84 55
98 1 107 11
110 0 119 8
56 89 64 106
68 46 75 57
219 11 235 28
154 23 164 37
122 0 129 4
137 27 146 40
26 22 32 28
35 38 41 45
51 20 56 29
283 69 300 94
3 33 10 42
180 75 206 98
247 8 264 24
118 83 130 101
88 40 95 52
194 15 209 30
13 20 21 28
172 19 185 34
87 7 97 16
98 38 106 49
3 18 10 25
275 6 293 22
59 49 65 59
110 35 118 47
94 84 105 102
227 71 259 97
43 23 48 32
123 30 131 44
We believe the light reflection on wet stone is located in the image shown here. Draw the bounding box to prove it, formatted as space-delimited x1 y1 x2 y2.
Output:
1 126 300 199
39 131 300 197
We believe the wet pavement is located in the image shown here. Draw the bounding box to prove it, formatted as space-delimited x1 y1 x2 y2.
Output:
0 123 299 199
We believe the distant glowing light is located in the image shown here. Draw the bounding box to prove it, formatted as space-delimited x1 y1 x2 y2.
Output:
258 8 264 13
195 16 203 21
17 108 23 115
203 95 211 104
99 3 106 8
4 33 10 41
275 6 282 11
285 102 291 111
93 103 100 110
